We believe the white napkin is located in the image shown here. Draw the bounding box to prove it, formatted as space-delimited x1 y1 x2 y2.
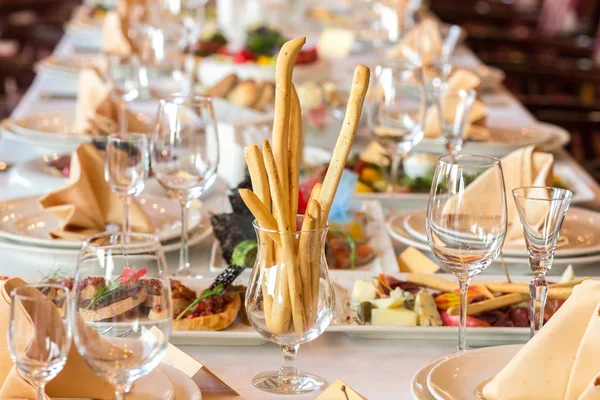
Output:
483 280 600 400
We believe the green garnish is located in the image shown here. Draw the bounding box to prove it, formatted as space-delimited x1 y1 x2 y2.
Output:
332 228 357 270
230 240 258 268
40 267 69 283
175 285 245 321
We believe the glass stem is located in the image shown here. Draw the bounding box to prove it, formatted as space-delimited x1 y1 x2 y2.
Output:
529 275 548 338
389 152 403 193
179 200 191 273
278 344 300 383
115 390 126 400
458 276 472 352
118 99 128 136
36 381 46 400
122 195 132 235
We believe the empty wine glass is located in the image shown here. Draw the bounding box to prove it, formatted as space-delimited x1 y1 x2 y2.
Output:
105 134 149 235
432 82 476 155
72 232 172 400
106 55 141 134
9 284 71 400
512 186 572 337
246 217 334 394
367 61 427 192
427 155 507 351
151 95 219 276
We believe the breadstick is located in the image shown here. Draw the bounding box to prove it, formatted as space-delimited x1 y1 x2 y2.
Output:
406 272 459 293
244 145 270 207
288 84 302 229
484 278 587 295
447 293 528 316
262 140 306 334
238 189 281 245
298 201 317 323
306 185 323 324
272 37 306 225
318 65 370 224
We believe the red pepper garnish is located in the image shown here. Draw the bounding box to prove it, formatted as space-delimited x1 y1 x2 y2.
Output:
120 267 148 284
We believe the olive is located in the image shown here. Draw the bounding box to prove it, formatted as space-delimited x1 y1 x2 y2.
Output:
357 302 374 325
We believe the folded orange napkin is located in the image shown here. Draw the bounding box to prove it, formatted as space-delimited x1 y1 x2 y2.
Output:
39 143 154 240
483 279 600 400
578 375 600 400
0 278 115 399
317 379 367 399
388 19 442 66
102 11 135 56
443 145 553 246
74 68 150 135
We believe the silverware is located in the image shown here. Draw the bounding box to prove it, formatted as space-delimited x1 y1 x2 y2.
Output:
40 91 77 101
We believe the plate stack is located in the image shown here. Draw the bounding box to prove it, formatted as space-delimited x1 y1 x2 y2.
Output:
388 206 600 270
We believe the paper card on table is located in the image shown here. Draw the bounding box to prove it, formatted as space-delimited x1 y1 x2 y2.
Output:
317 378 367 400
397 247 440 274
148 327 239 396
318 28 355 58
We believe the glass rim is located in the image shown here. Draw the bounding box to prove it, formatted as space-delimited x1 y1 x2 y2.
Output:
159 94 214 106
437 154 501 168
512 186 573 201
434 87 477 97
107 133 148 142
376 59 422 72
80 232 161 248
252 217 330 234
11 283 70 300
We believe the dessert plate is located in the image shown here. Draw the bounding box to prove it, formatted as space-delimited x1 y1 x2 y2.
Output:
401 207 600 258
159 363 202 400
426 345 521 400
411 356 447 400
37 55 106 76
0 194 205 249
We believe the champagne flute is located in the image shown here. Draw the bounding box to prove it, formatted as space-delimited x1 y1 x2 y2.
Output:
426 155 507 351
367 60 427 193
105 134 149 235
151 95 219 276
432 82 476 155
106 55 141 135
72 232 172 400
9 284 71 400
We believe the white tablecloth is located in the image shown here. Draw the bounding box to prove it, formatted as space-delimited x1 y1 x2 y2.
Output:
2 30 600 399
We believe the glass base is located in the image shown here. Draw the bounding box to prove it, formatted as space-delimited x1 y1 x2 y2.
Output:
173 266 203 279
252 371 325 395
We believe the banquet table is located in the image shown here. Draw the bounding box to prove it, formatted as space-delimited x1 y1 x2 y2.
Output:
2 27 600 400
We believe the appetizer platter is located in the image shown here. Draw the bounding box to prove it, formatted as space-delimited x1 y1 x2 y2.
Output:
329 270 582 345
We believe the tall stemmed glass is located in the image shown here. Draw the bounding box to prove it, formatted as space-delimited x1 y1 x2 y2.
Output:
427 155 507 351
9 284 71 400
105 134 149 235
151 95 219 276
512 186 572 337
432 81 476 155
72 232 172 400
106 55 141 135
367 61 427 192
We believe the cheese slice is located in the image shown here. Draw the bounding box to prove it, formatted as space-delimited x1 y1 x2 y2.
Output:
317 378 367 400
318 28 356 59
397 247 440 274
372 308 418 327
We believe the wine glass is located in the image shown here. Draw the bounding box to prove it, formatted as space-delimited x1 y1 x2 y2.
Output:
246 217 334 394
105 134 149 235
512 186 572 337
432 82 476 154
9 284 71 400
72 232 172 400
426 155 507 351
151 95 219 276
106 54 141 135
367 60 427 192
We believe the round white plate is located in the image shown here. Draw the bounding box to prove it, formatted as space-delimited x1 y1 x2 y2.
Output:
402 207 600 258
411 356 448 400
158 363 202 400
10 112 85 141
38 55 105 76
0 120 87 154
387 213 600 267
416 123 569 157
0 193 204 249
128 366 175 400
427 345 522 400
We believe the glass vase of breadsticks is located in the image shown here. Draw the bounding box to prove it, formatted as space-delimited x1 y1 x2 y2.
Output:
240 37 370 395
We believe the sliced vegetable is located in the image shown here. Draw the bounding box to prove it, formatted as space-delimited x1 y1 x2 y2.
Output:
439 310 490 327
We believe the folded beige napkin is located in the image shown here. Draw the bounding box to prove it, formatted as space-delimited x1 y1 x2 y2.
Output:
0 278 115 399
39 143 154 240
424 70 488 140
102 11 135 56
317 378 367 399
578 375 600 400
483 279 600 400
442 145 553 245
388 19 442 66
74 68 150 135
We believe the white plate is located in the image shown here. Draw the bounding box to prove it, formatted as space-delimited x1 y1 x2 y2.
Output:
427 345 522 400
416 123 569 157
207 200 398 274
169 277 268 346
0 194 204 249
158 363 202 400
329 271 534 344
37 55 105 77
129 366 175 400
411 356 450 400
0 120 88 153
401 207 600 258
